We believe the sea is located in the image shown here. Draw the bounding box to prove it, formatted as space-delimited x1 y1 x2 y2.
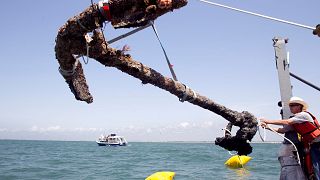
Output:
0 140 282 180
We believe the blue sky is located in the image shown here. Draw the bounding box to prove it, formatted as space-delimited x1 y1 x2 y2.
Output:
0 0 319 142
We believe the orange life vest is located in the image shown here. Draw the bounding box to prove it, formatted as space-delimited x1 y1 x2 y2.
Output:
291 112 320 144
291 112 320 178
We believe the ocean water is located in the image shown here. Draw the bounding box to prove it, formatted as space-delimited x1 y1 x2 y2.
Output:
0 140 281 179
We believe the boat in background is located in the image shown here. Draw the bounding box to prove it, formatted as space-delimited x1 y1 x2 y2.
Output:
96 134 128 146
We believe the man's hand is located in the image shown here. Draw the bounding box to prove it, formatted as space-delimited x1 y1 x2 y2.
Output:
259 118 269 128
157 0 172 9
260 122 268 128
259 118 268 124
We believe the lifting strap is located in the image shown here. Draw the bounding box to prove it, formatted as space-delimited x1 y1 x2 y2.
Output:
151 21 179 81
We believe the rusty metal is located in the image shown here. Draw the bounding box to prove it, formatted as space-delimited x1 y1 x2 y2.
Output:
54 1 257 155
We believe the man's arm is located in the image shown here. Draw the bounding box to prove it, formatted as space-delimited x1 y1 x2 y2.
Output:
260 121 287 134
260 118 294 125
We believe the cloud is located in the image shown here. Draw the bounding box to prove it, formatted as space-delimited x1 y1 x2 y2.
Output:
47 126 61 131
179 122 190 128
201 121 214 128
0 128 8 132
73 127 99 132
30 126 62 133
30 126 38 132
177 121 214 129
29 126 102 133
19 121 216 137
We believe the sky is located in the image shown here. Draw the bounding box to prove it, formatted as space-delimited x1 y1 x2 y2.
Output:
0 0 319 142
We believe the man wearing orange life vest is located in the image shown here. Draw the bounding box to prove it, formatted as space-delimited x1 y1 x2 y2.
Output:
260 97 320 180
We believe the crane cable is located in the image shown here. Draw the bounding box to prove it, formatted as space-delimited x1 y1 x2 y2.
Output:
199 0 315 31
151 21 179 81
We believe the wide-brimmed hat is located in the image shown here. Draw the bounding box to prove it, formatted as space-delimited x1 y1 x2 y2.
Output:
289 96 308 110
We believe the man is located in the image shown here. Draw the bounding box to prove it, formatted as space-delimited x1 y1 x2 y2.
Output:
261 97 320 180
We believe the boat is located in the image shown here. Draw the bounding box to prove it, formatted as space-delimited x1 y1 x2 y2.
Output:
96 133 128 146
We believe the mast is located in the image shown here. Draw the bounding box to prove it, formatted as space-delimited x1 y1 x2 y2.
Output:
273 37 293 119
272 37 306 180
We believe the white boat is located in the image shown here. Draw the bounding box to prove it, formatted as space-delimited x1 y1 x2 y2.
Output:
96 134 128 146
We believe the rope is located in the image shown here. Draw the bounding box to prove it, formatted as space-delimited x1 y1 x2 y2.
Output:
257 119 300 163
59 59 79 77
83 33 94 64
99 28 112 55
257 120 267 142
221 128 237 156
77 18 90 32
261 124 301 165
199 0 315 31
179 84 197 102
151 21 179 81
86 44 90 64
108 22 152 44
82 55 89 64
222 127 232 137
222 123 300 166
237 155 244 168
189 89 197 102
76 8 94 65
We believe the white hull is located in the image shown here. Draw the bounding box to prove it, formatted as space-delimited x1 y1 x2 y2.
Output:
96 134 127 146
96 140 127 146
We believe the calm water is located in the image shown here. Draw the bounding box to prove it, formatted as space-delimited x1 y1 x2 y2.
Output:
0 140 281 179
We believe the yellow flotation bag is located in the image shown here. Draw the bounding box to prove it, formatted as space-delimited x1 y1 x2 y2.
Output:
225 155 251 168
145 171 175 180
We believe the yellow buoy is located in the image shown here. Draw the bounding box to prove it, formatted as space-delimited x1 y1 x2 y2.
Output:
225 155 251 168
145 171 175 180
